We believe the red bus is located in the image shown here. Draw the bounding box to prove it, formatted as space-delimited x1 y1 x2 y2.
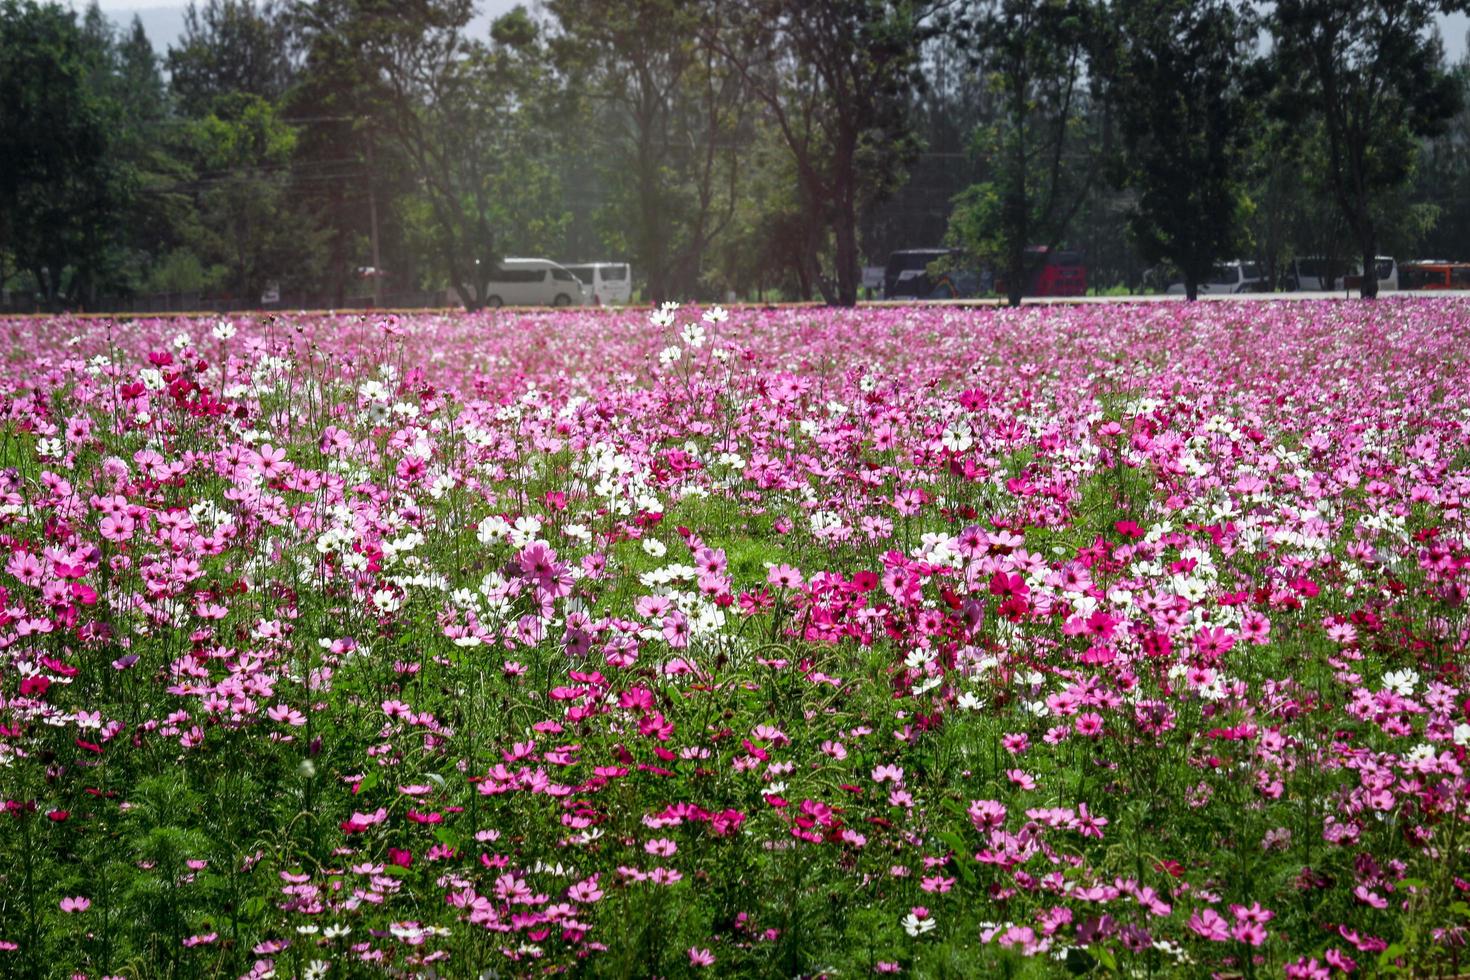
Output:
1399 262 1470 290
994 247 1088 298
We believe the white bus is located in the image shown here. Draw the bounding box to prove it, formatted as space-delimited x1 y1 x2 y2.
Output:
1285 256 1398 292
562 262 632 305
483 258 585 308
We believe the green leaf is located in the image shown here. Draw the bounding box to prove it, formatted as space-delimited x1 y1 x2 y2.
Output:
1377 943 1407 970
935 831 975 885
1064 946 1096 975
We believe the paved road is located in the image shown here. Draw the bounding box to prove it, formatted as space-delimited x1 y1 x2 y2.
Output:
862 290 1470 307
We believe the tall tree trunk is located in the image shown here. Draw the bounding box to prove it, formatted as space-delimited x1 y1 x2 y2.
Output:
637 116 667 304
454 282 484 313
794 249 812 301
811 247 836 304
1006 242 1025 308
833 201 859 308
831 139 860 307
1359 237 1378 299
1185 273 1199 302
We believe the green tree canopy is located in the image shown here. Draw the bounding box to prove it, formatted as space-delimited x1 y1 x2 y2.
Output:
0 0 129 307
1113 0 1256 301
1272 0 1468 298
945 0 1109 307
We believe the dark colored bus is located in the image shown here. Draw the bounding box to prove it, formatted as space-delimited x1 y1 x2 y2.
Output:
883 249 957 299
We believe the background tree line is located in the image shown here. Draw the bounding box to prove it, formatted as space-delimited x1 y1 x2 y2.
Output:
1 0 1467 310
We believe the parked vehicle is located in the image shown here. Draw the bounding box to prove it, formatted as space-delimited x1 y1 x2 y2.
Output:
563 262 632 305
1397 261 1470 290
927 268 987 299
992 246 1088 298
483 258 584 307
1166 261 1267 295
1030 247 1087 297
1342 257 1399 292
1283 256 1352 291
883 248 954 299
1285 255 1398 292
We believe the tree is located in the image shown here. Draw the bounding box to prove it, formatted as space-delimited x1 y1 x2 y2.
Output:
182 93 325 301
167 0 296 117
91 11 193 297
862 20 992 276
945 0 1109 307
715 0 925 306
331 3 570 311
1411 49 1470 262
1243 117 1308 292
1272 0 1467 298
0 0 126 307
1112 0 1255 301
548 0 749 303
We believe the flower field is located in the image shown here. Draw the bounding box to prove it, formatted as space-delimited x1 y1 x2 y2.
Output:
2 299 1470 979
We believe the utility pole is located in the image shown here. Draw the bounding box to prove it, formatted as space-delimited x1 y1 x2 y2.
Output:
366 124 383 308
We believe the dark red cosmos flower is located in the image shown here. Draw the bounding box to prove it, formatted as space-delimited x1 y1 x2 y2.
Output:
1154 859 1185 878
1114 520 1144 540
989 572 1028 600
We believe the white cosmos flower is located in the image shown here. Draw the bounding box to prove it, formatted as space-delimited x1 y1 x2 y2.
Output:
1382 669 1419 696
902 913 936 937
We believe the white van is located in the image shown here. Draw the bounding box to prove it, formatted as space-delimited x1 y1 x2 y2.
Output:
483 258 585 308
1286 256 1397 292
1165 261 1267 295
562 262 632 305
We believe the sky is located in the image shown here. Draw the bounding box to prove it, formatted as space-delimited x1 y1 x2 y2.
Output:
71 2 1470 63
77 0 524 53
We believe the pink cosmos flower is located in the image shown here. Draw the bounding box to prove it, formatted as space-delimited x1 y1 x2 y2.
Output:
767 564 803 589
1187 908 1229 941
250 444 290 477
871 764 903 784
